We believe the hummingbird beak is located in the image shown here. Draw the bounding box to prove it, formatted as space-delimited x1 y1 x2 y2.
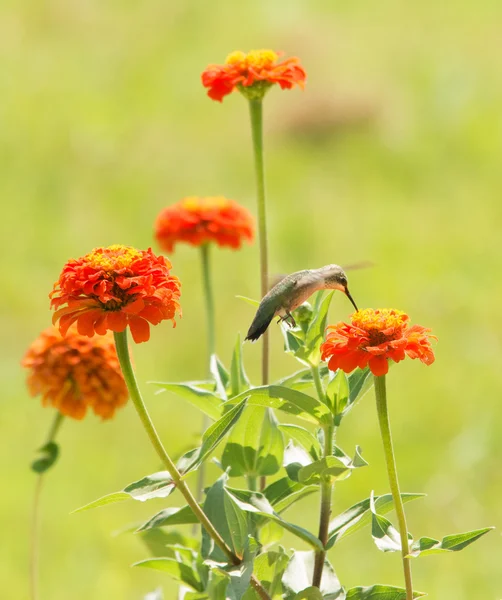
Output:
344 287 358 312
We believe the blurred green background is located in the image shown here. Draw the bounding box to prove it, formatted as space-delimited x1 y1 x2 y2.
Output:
2 0 501 598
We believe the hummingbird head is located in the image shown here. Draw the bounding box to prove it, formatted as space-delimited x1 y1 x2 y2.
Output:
320 264 359 312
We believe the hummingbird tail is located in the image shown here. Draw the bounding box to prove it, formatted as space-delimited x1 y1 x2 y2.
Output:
245 311 274 342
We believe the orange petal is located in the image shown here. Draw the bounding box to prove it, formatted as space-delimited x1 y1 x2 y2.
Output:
368 356 389 376
128 317 150 343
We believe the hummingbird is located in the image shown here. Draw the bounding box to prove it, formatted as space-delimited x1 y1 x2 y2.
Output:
245 264 359 342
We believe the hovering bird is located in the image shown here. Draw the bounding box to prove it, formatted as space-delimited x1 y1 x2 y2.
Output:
245 264 358 342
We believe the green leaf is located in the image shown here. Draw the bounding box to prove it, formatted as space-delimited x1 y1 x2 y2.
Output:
409 527 494 557
201 474 250 561
297 446 367 486
73 471 177 512
283 441 313 482
293 588 324 600
31 441 59 474
222 407 284 477
333 367 372 424
227 490 323 552
327 493 424 549
226 385 331 425
236 295 260 307
230 333 250 396
326 370 349 417
153 382 222 420
304 292 334 366
346 585 426 599
182 397 248 474
264 477 318 514
282 551 343 599
278 424 321 460
210 354 229 400
136 505 197 532
134 557 203 591
138 529 197 557
242 549 289 599
370 493 406 553
258 520 284 547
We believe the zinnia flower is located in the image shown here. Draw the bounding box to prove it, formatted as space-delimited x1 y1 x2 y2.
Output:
201 49 306 102
50 245 181 343
155 196 254 252
320 308 436 377
22 327 128 420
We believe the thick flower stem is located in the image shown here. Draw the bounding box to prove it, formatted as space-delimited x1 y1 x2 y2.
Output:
196 243 216 504
312 422 334 588
30 411 64 600
310 364 333 589
248 98 269 387
374 374 413 600
113 330 271 600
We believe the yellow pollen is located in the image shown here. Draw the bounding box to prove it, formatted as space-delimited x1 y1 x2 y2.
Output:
225 49 278 68
87 245 142 271
182 196 229 211
352 308 408 332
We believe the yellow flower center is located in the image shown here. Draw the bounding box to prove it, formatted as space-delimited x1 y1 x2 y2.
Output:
226 49 278 69
352 308 408 333
182 196 229 212
87 245 142 271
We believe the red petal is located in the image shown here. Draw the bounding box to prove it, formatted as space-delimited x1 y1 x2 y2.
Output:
368 356 389 376
128 317 150 343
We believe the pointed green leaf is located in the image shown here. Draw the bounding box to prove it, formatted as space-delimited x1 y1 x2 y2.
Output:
227 491 323 552
278 424 321 460
327 370 349 417
210 354 229 400
326 493 424 549
182 397 248 474
31 441 59 474
136 505 197 532
409 527 493 557
72 491 131 513
304 292 334 365
134 558 203 591
226 385 331 425
242 549 289 599
282 551 343 599
297 446 367 485
264 477 318 515
346 585 426 599
153 382 222 420
230 334 250 396
222 407 284 477
370 493 404 553
201 474 250 561
138 529 198 557
236 295 260 307
283 441 313 482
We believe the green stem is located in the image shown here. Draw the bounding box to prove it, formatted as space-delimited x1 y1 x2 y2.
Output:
374 374 413 600
248 98 269 386
310 364 332 588
312 422 334 588
30 411 64 600
196 244 216 504
113 330 272 599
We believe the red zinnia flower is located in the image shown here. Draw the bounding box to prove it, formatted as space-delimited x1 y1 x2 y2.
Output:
320 308 436 377
155 196 254 252
22 327 128 420
202 49 306 102
50 245 181 343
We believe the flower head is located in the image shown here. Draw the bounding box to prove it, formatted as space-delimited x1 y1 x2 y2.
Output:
155 196 254 252
50 245 181 343
22 327 128 420
320 308 436 377
202 49 306 102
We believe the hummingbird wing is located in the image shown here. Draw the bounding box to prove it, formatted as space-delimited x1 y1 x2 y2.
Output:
245 270 311 341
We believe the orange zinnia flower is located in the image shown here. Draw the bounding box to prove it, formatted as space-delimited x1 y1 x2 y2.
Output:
22 327 128 420
50 245 181 343
155 196 254 252
201 49 306 102
320 308 436 377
